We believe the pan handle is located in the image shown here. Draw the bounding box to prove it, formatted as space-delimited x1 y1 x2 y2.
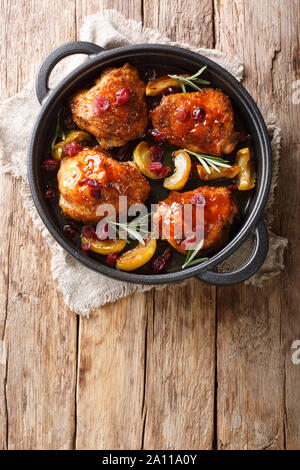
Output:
35 41 104 104
196 219 269 286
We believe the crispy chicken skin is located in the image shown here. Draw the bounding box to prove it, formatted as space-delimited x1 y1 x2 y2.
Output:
57 148 150 224
150 88 238 156
70 63 148 148
154 186 238 254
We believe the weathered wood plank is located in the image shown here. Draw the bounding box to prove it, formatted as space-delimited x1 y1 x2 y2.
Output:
214 0 286 450
271 2 300 450
142 0 216 450
143 283 216 449
0 0 78 450
74 0 147 450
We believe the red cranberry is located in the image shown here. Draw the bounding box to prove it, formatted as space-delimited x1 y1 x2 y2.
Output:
82 224 96 239
63 141 83 157
227 184 238 191
61 106 76 131
114 141 135 161
152 255 166 273
107 252 118 265
191 193 206 206
93 95 110 116
115 87 131 106
81 239 91 252
81 178 102 200
176 106 189 121
44 186 56 199
193 107 206 123
63 224 77 238
148 128 167 144
152 250 172 273
41 159 60 172
150 146 163 162
148 163 171 178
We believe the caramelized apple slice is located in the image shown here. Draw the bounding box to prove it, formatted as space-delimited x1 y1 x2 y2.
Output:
52 130 92 160
133 141 162 180
235 147 256 190
146 75 188 96
81 236 126 255
163 150 191 190
197 164 240 181
116 238 157 271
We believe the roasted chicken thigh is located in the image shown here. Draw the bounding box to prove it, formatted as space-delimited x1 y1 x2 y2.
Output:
57 148 150 223
154 186 238 254
70 63 148 148
150 88 238 156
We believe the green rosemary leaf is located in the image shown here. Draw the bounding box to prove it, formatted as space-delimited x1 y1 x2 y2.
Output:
193 79 211 85
168 76 185 92
183 79 203 91
206 160 221 173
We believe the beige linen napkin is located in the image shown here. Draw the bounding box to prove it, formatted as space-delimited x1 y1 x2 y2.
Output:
0 9 287 316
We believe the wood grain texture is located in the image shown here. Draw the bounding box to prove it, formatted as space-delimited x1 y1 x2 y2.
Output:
142 0 216 450
76 293 150 450
0 0 78 450
143 283 216 449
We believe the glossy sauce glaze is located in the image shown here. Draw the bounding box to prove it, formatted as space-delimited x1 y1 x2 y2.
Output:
154 186 238 255
57 148 150 224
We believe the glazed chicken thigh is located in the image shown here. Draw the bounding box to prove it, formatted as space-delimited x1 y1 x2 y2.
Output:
57 148 150 224
154 186 238 254
150 88 238 156
70 63 148 148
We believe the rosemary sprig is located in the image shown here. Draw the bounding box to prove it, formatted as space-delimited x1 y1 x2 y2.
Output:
168 66 210 93
107 212 153 246
184 149 231 175
182 237 209 269
51 111 65 149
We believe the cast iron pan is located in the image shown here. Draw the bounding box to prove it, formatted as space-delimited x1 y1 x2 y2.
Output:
28 41 272 285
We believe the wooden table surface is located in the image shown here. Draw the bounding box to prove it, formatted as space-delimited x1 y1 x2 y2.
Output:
0 0 299 450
